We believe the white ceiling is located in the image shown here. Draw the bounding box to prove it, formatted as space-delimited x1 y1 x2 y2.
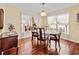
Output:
7 3 79 15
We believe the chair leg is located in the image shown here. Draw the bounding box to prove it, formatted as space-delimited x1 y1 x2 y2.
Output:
32 36 33 41
49 40 51 47
47 39 48 47
55 41 57 49
58 40 61 49
40 40 41 45
44 40 46 46
37 40 39 47
32 40 33 46
37 39 38 45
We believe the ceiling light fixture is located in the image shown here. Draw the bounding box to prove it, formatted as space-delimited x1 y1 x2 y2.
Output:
40 3 47 16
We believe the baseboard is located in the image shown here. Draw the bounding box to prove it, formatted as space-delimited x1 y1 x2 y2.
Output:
18 36 31 40
62 38 79 44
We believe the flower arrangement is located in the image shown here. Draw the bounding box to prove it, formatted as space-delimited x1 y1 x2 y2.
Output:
8 23 15 32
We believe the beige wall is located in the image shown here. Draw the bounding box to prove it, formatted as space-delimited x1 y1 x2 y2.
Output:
0 4 21 38
69 6 79 43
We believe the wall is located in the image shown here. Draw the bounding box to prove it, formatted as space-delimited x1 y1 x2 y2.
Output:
0 4 21 39
69 6 79 43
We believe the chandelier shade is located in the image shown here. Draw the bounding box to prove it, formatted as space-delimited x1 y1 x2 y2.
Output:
40 11 47 16
40 3 47 16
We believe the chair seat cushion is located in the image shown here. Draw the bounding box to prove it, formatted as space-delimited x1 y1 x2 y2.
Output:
50 37 59 41
50 37 56 39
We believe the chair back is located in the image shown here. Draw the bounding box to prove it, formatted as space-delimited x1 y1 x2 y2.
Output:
32 28 39 37
39 28 45 40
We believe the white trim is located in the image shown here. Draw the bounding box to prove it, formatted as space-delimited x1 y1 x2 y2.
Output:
63 38 79 43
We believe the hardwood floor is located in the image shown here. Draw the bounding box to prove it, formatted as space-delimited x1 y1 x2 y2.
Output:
18 38 79 55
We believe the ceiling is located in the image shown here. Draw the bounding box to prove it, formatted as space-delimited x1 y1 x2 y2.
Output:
7 3 79 16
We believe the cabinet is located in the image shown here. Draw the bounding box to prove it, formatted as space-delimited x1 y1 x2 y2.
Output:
0 9 4 29
0 39 1 55
0 35 18 55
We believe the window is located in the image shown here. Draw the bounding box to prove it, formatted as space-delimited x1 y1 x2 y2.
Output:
48 13 69 38
57 13 69 35
21 14 40 38
34 16 40 27
21 13 32 37
57 13 69 24
48 16 57 29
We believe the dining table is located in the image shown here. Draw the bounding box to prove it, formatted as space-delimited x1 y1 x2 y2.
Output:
45 29 59 37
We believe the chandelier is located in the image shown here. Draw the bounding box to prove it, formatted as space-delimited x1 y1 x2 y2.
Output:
40 3 47 16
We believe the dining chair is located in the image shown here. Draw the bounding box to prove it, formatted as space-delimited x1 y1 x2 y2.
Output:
32 28 39 41
32 24 38 40
37 28 47 46
49 29 62 49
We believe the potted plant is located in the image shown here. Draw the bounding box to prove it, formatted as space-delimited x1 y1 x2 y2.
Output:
8 23 15 32
7 23 15 35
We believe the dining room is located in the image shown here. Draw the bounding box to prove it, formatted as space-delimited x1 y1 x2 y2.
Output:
16 3 79 55
0 3 79 55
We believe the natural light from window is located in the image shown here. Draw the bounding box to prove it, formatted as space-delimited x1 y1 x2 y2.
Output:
47 13 69 38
